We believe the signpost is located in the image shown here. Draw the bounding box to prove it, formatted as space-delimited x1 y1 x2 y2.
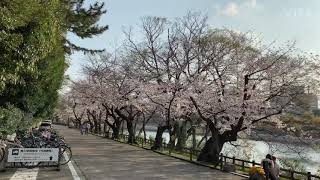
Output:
8 148 59 163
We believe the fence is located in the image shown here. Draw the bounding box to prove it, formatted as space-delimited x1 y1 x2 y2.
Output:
98 131 320 180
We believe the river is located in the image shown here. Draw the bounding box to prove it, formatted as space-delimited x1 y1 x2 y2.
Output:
141 130 320 174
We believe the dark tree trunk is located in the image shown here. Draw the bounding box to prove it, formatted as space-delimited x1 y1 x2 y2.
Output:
86 110 96 133
104 121 120 139
175 122 187 151
121 121 124 135
114 106 140 144
105 109 122 139
169 122 179 150
77 120 81 129
67 117 70 127
94 120 98 134
126 119 136 144
190 96 241 164
72 104 84 129
98 121 101 134
143 120 146 143
105 120 121 139
112 127 120 139
197 134 226 164
151 125 169 150
197 126 209 148
98 112 102 134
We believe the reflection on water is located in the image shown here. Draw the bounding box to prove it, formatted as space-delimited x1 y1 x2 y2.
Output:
143 130 320 174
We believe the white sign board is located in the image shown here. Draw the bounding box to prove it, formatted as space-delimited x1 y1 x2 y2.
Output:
7 148 59 162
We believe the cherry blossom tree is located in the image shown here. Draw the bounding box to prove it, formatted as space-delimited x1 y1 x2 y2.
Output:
124 12 208 149
82 52 145 143
188 29 320 163
66 80 92 128
62 12 320 163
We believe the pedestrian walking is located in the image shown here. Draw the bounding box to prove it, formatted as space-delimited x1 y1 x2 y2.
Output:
80 123 84 135
86 123 91 135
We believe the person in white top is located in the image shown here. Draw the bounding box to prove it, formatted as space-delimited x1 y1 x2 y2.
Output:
261 154 277 180
272 156 280 180
86 123 91 135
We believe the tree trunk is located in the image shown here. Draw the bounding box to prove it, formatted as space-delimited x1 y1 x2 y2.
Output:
94 120 98 134
151 125 169 150
175 122 187 151
98 121 101 134
169 122 179 150
121 121 124 135
103 121 106 134
197 126 209 148
127 120 136 144
197 134 226 164
143 120 146 144
67 117 70 127
112 127 120 139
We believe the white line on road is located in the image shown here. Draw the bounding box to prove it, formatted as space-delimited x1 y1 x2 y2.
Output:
64 153 80 180
10 168 39 180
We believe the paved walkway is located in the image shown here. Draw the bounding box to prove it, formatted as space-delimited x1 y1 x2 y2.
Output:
55 125 244 180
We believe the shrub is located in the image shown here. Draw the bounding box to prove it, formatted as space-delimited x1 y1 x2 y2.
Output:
302 112 313 121
0 105 24 139
311 117 320 125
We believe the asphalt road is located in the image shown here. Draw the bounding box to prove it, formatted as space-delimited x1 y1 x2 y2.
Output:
1 125 244 180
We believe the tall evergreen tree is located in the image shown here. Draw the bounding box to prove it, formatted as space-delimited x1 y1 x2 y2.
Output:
0 0 107 135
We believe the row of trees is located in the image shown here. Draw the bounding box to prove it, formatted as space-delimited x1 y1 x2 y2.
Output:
62 13 319 163
0 0 107 138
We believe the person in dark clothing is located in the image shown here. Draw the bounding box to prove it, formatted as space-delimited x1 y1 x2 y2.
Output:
261 154 277 180
80 124 84 135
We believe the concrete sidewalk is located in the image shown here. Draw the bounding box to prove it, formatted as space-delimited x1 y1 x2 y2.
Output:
55 125 245 180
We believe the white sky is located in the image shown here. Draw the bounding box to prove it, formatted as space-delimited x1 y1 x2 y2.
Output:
66 0 320 80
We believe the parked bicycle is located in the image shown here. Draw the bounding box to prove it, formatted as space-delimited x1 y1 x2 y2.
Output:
0 128 72 168
17 129 72 165
0 138 38 168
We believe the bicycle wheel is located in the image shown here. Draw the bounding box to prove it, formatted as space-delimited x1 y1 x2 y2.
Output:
59 145 72 165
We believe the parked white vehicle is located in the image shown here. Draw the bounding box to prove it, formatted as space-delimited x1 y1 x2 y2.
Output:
43 120 52 124
39 122 52 130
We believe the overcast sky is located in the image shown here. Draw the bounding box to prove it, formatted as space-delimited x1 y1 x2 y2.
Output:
66 0 320 80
